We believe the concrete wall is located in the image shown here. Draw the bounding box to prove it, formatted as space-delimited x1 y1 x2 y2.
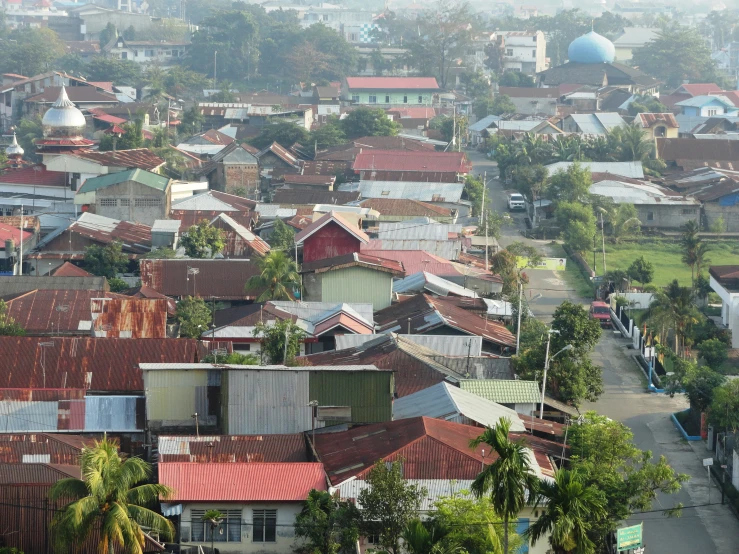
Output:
346 91 434 106
704 203 739 233
219 163 260 196
94 180 170 226
304 266 393 310
636 204 698 230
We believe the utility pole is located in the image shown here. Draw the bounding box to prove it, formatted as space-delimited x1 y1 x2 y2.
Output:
18 203 22 276
540 331 552 419
213 50 218 90
515 280 522 354
480 171 486 225
283 322 289 363
600 211 607 276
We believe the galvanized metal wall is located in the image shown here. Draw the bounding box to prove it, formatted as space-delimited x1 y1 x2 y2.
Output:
226 370 313 435
145 369 208 423
0 401 58 432
320 266 393 310
84 396 142 431
308 371 393 424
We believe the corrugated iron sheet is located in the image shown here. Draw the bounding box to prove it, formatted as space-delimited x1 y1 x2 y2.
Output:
159 462 327 501
90 298 168 339
0 336 205 392
157 434 308 463
0 433 86 463
84 396 142 431
145 369 208 423
309 370 393 424
140 259 264 299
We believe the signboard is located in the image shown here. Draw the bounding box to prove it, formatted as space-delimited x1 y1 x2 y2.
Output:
703 458 714 467
516 257 567 271
616 523 643 551
316 406 352 422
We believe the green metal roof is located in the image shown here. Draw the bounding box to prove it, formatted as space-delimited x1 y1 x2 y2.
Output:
78 168 170 193
459 379 541 404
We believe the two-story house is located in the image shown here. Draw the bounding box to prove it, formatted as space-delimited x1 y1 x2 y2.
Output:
103 36 190 66
499 31 547 75
343 77 440 106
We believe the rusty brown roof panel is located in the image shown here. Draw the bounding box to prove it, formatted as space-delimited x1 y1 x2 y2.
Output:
157 434 308 463
0 337 204 392
0 434 88 463
0 463 81 484
91 298 168 339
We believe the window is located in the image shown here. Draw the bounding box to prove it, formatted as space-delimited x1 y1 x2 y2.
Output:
134 197 161 208
368 95 377 103
349 33 358 42
351 94 360 103
385 95 390 103
367 533 380 544
467 48 476 55
506 48 513 56
190 509 242 542
682 208 697 215
706 108 718 116
99 198 117 207
145 49 155 57
532 49 536 57
654 125 666 138
647 211 654 221
121 52 127 60
418 95 422 103
381 190 390 196
253 509 277 542
403 95 408 103
120 198 131 207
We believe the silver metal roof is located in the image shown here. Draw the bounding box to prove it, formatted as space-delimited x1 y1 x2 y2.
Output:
544 160 644 179
339 181 465 203
377 219 462 240
42 86 86 131
364 239 460 260
270 301 374 326
151 219 182 232
469 114 502 132
335 334 483 357
172 192 236 211
393 271 478 298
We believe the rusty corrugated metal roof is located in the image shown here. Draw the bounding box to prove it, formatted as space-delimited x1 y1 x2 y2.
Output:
0 433 88 463
353 150 469 173
159 462 326 501
157 434 308 463
0 337 205 392
90 298 168 339
49 262 93 277
0 463 80 484
72 148 165 171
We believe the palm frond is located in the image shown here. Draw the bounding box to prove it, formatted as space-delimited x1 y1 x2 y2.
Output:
49 477 88 501
127 505 176 541
127 483 174 506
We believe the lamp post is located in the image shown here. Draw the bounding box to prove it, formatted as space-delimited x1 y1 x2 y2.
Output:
539 331 573 419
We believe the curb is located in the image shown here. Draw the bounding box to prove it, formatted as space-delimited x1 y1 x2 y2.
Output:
672 410 702 441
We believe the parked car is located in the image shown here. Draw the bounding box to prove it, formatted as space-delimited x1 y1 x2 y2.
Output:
507 192 526 211
589 301 612 328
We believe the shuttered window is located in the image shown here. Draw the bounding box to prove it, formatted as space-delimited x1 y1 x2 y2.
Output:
190 509 242 542
253 509 277 542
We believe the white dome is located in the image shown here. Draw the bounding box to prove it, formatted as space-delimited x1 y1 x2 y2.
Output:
5 133 23 156
42 86 87 137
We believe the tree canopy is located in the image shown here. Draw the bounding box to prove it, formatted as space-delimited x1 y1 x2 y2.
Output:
83 241 129 279
175 296 212 338
0 300 24 336
180 220 226 258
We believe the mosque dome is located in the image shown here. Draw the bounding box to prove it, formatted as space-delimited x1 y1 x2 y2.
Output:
567 31 615 64
5 133 23 157
42 86 87 138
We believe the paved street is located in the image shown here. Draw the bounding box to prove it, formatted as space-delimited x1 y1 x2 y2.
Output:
467 149 739 553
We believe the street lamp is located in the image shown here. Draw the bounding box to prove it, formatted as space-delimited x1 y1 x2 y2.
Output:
540 330 573 419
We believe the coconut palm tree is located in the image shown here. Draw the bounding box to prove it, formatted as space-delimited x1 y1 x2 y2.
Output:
526 469 607 554
680 219 705 287
245 250 300 301
50 436 174 554
647 279 701 355
469 417 539 554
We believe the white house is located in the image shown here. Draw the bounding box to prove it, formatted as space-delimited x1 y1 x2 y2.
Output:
103 36 190 65
466 31 547 75
709 266 739 348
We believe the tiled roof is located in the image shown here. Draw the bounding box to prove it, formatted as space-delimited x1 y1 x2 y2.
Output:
78 168 170 193
0 336 206 392
49 262 93 277
345 77 440 90
360 198 452 217
157 434 308 463
0 166 67 187
353 150 470 173
672 83 722 97
159 462 326 501
71 148 165 171
460 379 541 404
139 259 265 300
294 211 370 245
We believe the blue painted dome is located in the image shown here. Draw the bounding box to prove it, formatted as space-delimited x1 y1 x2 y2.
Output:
567 31 615 64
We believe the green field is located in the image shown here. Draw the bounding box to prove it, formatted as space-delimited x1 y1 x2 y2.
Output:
603 241 739 287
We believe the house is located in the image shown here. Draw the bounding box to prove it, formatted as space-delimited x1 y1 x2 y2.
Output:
255 142 301 181
363 218 468 262
313 84 341 104
656 138 739 172
23 85 119 118
211 213 271 259
301 252 404 310
352 150 470 182
295 211 369 264
343 76 440 106
75 168 172 226
634 113 679 139
497 87 560 117
359 198 455 223
373 293 516 354
392 271 480 298
675 95 738 117
49 261 93 277
0 275 107 297
202 300 375 355
488 119 564 137
169 190 258 231
671 83 724 98
559 112 627 135
339 180 471 217
0 218 37 275
498 31 548 74
103 36 190 66
142 363 394 434
159 462 326 552
469 114 502 144
613 27 659 61
271 189 361 206
709 266 739 348
139 259 265 301
277 174 336 192
190 142 261 197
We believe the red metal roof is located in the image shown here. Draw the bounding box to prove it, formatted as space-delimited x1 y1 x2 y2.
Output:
0 337 205 392
68 216 152 253
386 107 438 119
345 77 440 90
281 174 336 186
0 166 67 187
353 150 470 173
0 223 31 244
0 434 88 463
301 252 405 276
159 462 327 501
139 258 265 300
93 113 127 125
87 81 114 92
71 148 165 171
360 250 461 277
49 262 93 277
672 83 722 97
294 211 370 245
157 434 309 463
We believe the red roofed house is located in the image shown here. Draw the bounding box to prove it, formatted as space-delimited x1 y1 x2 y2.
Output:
159 462 327 549
634 112 679 140
353 150 471 182
295 211 369 263
0 221 35 275
343 76 440 106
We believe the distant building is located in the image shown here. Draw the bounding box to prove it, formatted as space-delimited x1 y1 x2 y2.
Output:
499 31 548 74
613 27 659 62
343 77 440 106
675 95 739 117
634 113 679 140
709 266 739 349
102 36 190 65
298 4 375 44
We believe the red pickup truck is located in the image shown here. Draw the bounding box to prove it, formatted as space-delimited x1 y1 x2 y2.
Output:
589 301 612 328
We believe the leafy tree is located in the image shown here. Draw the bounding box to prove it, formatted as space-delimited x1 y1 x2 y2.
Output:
309 119 347 152
565 412 687 551
300 23 358 79
49 436 174 554
0 300 25 336
358 460 426 554
142 247 177 259
253 318 305 364
176 296 212 338
245 250 300 301
83 241 129 279
200 351 260 364
498 72 535 87
15 116 43 162
547 163 592 204
107 277 129 293
551 300 603 356
490 242 541 297
341 107 400 139
596 201 640 241
463 174 485 216
179 107 205 137
527 469 607 554
556 202 597 253
627 256 654 287
646 279 701 353
470 417 539 554
250 122 310 150
180 220 225 258
608 125 665 175
512 164 548 201
489 94 516 115
84 57 143 85
157 66 210 97
698 338 729 368
708 380 739 433
460 71 491 99
99 22 117 47
123 25 136 40
403 0 473 88
268 218 295 252
631 25 723 89
628 95 670 115
294 489 361 554
99 119 144 151
0 27 65 77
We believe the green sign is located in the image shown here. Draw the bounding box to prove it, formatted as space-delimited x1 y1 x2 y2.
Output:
617 523 643 551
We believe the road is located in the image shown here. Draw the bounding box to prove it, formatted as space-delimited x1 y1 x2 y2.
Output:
467 149 739 554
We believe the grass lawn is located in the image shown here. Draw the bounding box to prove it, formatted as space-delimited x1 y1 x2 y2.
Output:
604 241 739 287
